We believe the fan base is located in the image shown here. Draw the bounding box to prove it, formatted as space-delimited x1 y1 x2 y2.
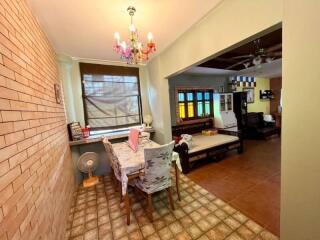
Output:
83 176 99 188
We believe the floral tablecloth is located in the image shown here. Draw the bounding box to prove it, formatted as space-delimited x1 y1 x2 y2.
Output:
112 140 180 195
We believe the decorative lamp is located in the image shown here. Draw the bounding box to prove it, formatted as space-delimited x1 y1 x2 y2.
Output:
144 114 153 128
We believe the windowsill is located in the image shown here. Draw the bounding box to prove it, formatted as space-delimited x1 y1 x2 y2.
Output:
90 126 139 136
69 125 155 146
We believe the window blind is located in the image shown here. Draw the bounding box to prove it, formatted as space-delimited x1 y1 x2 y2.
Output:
80 63 142 129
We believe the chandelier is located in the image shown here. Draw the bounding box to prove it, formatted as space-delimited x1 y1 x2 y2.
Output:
113 6 156 64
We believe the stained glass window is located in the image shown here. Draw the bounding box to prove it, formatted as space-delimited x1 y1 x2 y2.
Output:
179 103 185 119
205 101 210 115
177 89 213 121
188 102 194 117
197 102 203 117
178 93 184 101
205 92 210 100
197 92 202 100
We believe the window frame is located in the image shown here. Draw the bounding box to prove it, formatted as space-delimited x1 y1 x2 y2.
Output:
79 63 143 130
175 87 214 124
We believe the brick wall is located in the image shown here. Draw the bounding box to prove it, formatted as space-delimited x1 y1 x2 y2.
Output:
0 0 75 239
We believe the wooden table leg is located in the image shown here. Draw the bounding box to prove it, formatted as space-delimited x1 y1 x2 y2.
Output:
175 162 181 201
124 192 130 225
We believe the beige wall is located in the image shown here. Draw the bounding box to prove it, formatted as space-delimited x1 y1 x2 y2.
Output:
236 78 270 114
281 0 320 239
58 57 151 127
146 0 282 143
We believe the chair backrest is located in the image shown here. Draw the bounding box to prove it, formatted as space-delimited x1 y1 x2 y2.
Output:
142 141 175 193
102 138 121 180
102 137 114 167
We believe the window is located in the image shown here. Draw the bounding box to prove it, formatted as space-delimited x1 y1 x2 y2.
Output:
80 63 142 129
177 89 214 122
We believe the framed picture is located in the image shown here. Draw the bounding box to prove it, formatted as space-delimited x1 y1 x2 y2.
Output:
54 83 62 104
243 87 255 103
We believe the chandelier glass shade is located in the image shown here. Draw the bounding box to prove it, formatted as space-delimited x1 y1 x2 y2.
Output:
113 6 156 64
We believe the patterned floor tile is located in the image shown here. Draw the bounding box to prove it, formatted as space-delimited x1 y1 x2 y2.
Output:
65 173 278 240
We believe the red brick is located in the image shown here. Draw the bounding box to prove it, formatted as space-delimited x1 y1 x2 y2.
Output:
0 86 19 100
6 78 27 94
2 185 24 216
0 22 9 38
0 122 14 135
4 130 24 145
0 184 13 205
0 160 9 177
17 92 31 103
0 42 11 59
23 172 37 191
0 207 3 224
0 62 14 79
20 152 38 172
0 76 6 87
23 127 36 138
0 32 18 56
20 68 32 80
12 169 30 192
8 32 24 53
29 159 41 175
1 110 22 122
3 56 21 74
8 150 27 169
16 188 32 213
0 136 4 148
5 205 27 239
19 205 34 234
14 72 28 85
0 166 20 192
21 111 36 120
12 53 26 69
27 143 38 156
9 100 27 111
0 144 17 163
13 120 29 131
17 138 32 151
0 99 10 110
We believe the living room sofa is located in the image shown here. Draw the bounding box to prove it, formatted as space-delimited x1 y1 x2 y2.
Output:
246 112 280 139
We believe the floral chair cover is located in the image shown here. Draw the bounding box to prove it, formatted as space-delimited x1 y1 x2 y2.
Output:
135 141 175 194
102 137 122 182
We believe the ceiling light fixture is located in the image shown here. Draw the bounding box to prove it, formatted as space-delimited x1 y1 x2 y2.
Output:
113 6 156 64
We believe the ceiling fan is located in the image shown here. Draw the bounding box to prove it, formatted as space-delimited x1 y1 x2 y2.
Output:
226 39 282 70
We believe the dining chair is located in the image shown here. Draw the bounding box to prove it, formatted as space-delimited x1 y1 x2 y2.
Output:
134 141 175 221
102 138 123 198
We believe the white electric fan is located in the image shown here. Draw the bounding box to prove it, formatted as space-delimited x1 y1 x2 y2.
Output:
77 152 99 188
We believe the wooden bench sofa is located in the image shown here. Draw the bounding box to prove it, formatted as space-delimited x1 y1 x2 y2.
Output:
172 119 243 174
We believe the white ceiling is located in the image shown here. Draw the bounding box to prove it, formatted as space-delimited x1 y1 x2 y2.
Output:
184 59 282 78
27 0 223 62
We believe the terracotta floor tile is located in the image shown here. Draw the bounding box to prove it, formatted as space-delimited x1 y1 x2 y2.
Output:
188 138 281 236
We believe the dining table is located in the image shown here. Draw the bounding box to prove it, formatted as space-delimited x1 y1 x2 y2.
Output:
112 139 181 225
